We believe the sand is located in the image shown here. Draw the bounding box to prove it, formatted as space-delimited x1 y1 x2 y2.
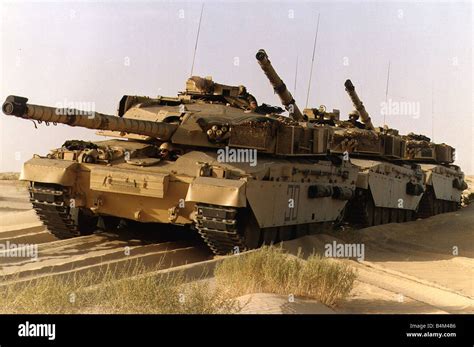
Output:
279 206 473 313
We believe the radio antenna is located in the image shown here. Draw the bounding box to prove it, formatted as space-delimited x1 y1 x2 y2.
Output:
431 81 434 141
305 12 320 108
293 55 299 94
190 3 204 76
384 60 391 126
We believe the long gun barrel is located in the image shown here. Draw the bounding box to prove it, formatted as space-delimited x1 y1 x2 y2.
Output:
2 95 177 140
255 49 305 122
344 79 374 130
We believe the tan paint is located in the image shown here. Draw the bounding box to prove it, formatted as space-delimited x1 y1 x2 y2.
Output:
246 160 358 228
21 158 78 186
185 177 246 207
421 164 464 202
353 159 423 210
246 181 348 228
90 166 169 198
79 170 194 224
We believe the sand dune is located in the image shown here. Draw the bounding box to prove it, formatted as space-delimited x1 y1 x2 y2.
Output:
279 204 474 313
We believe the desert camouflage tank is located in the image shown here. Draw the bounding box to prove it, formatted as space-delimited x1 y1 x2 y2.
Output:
2 70 359 255
2 49 466 255
338 77 464 224
256 50 466 226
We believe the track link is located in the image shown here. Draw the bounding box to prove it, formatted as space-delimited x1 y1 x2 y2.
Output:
346 188 417 226
29 183 81 239
194 204 246 255
417 186 459 218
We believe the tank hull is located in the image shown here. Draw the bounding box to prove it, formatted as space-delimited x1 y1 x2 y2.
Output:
21 151 358 226
21 141 466 254
21 145 362 254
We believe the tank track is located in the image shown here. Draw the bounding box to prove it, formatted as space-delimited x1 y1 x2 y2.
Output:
29 183 80 239
194 204 246 255
346 188 415 226
345 189 374 226
417 186 459 218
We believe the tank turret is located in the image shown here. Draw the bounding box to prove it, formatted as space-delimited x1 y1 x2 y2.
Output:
255 49 305 122
2 95 177 140
344 79 374 130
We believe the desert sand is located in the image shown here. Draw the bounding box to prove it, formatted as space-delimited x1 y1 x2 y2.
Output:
0 177 473 313
279 207 474 314
0 180 212 286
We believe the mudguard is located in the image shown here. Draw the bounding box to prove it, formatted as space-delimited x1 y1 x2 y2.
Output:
20 158 78 186
185 177 246 207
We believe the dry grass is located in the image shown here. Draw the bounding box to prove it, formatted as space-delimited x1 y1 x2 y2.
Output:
0 261 241 314
0 247 356 313
214 246 356 307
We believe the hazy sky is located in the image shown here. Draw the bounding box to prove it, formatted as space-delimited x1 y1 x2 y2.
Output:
0 0 472 173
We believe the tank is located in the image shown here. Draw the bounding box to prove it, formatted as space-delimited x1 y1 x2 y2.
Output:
298 65 464 225
337 79 465 222
2 49 467 255
3 73 361 254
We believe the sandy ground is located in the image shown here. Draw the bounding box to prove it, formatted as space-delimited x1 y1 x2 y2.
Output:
237 176 474 314
0 180 212 286
237 203 473 314
236 293 336 314
0 178 473 313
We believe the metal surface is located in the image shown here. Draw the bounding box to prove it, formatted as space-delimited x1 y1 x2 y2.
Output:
256 49 305 121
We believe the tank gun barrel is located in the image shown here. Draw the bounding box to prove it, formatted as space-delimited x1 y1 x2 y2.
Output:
344 79 374 130
255 49 305 122
2 95 177 140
